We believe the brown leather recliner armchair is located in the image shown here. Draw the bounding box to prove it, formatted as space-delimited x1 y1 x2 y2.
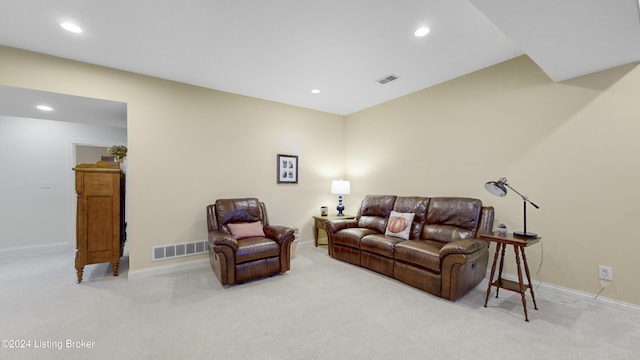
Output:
206 198 295 285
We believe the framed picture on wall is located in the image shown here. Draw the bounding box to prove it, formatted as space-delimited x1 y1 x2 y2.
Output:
277 154 298 184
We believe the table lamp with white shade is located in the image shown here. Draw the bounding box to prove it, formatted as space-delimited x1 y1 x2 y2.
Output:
331 180 351 216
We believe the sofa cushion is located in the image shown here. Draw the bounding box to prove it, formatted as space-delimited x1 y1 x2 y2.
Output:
393 196 430 239
357 195 397 233
361 234 404 258
334 228 378 249
394 240 445 273
215 198 265 234
385 211 415 240
228 221 265 239
423 197 481 242
235 237 280 264
423 224 476 243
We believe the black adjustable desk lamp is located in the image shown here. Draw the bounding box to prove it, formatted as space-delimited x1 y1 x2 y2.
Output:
485 177 540 239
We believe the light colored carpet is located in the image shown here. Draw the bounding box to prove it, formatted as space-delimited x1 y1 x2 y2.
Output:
1 241 639 360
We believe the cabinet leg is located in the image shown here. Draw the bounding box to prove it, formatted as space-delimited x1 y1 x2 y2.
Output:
112 261 119 276
76 267 84 283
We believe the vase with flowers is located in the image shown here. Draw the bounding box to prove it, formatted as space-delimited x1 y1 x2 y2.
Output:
107 145 128 163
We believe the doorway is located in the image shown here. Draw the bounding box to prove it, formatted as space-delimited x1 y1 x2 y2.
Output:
76 145 110 164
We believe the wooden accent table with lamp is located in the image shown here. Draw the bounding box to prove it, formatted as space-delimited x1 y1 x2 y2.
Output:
312 214 355 247
481 232 540 322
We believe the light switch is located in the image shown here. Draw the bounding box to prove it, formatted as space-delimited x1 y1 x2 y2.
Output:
40 180 51 189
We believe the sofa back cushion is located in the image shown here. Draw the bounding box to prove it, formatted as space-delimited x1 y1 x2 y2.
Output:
393 196 430 240
357 195 397 233
422 197 482 242
215 198 267 234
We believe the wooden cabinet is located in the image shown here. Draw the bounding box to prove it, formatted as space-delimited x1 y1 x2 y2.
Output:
73 161 125 283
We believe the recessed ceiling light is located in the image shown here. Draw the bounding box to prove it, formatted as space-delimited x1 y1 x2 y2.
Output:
414 27 430 37
36 105 54 111
60 22 83 34
311 89 320 94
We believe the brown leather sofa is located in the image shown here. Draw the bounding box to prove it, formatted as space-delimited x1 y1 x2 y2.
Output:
326 195 494 300
207 198 295 285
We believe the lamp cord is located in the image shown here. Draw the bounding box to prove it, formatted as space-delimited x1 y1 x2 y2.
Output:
535 239 543 290
534 239 617 304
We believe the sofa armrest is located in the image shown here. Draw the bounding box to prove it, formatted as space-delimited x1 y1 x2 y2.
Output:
439 238 487 258
208 231 239 251
264 225 295 244
326 218 358 234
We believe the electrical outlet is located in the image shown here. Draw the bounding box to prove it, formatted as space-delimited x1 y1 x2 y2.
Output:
599 265 613 281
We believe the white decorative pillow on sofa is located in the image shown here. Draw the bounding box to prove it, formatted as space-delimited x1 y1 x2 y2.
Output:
385 211 415 240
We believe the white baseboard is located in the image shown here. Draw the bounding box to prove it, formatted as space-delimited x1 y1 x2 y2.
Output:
497 272 640 313
296 238 314 246
128 258 210 280
0 242 70 255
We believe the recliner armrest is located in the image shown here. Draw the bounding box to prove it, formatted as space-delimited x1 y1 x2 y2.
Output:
208 231 239 251
326 219 358 234
264 225 295 244
440 238 487 258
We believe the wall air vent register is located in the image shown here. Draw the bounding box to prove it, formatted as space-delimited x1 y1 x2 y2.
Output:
152 240 208 261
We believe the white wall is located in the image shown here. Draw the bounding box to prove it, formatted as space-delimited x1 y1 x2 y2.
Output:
0 115 127 250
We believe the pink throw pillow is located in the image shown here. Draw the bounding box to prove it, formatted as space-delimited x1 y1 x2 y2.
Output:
228 221 265 239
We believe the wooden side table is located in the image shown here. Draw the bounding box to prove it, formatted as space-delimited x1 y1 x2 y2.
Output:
481 232 540 321
312 214 355 247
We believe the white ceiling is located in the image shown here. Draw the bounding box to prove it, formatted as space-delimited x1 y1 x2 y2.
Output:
0 0 639 122
0 85 127 128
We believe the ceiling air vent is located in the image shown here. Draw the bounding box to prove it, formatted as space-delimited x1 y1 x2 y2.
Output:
377 74 399 85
